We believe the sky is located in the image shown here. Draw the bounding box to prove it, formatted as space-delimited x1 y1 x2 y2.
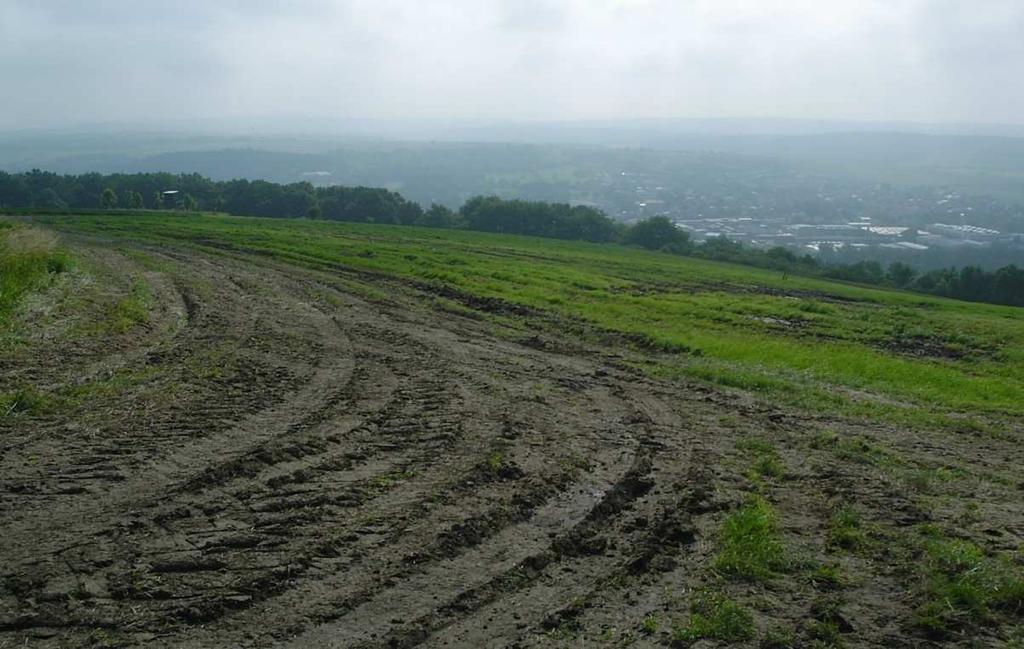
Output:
1 0 1023 130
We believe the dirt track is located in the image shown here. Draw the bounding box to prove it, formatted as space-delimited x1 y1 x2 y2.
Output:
2 237 1022 648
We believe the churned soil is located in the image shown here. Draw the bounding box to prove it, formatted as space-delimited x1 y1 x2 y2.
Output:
2 236 1022 648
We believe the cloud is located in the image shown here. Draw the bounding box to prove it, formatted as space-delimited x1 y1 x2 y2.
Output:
0 0 1022 128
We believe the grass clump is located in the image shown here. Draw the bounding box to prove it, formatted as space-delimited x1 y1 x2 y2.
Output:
0 385 57 417
714 495 789 580
812 430 900 467
915 536 1024 634
808 564 846 590
640 614 659 634
672 591 755 643
904 465 966 494
828 505 866 551
0 226 72 324
751 453 786 480
806 621 847 648
486 451 505 474
736 437 786 481
761 625 797 648
107 279 152 333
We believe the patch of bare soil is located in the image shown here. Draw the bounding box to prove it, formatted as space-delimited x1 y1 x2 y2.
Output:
875 333 987 360
1 238 1022 648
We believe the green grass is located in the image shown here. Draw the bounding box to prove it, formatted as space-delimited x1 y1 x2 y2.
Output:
737 437 786 481
31 212 1024 425
808 564 846 589
0 385 58 418
827 505 866 551
486 451 505 474
762 625 798 648
806 621 847 648
0 224 72 325
812 431 903 468
107 279 152 333
640 614 659 634
714 495 790 580
672 591 755 643
2 364 166 420
915 536 1024 634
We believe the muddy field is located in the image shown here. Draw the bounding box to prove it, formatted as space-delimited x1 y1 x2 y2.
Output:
2 234 1023 648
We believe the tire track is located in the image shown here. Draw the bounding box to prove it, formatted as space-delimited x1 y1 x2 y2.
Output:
2 239 707 649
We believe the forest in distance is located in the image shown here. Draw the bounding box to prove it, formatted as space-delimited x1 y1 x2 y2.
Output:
3 169 1022 307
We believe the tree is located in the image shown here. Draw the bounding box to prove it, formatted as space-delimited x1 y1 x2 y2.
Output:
955 266 990 301
886 262 917 287
152 192 164 209
183 193 199 211
766 246 799 267
419 203 458 229
625 216 691 252
36 188 67 210
100 188 118 209
992 265 1024 306
126 191 144 209
697 235 745 260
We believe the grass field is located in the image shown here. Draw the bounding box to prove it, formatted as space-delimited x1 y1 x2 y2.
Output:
3 211 1023 648
29 211 1024 430
0 222 71 326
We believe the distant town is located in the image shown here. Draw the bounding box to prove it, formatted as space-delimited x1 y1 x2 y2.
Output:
596 169 1024 260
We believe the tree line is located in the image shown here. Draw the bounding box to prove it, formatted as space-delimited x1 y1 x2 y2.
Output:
1 169 1020 307
694 241 1024 306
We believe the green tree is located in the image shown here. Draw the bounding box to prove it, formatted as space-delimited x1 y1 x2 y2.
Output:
420 203 458 229
887 262 917 287
183 193 198 211
36 188 67 209
152 191 164 209
100 188 118 209
625 216 691 253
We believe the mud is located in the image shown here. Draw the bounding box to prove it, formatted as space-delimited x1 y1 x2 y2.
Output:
2 237 1022 648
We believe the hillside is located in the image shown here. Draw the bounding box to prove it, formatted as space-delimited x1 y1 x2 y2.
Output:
2 213 1022 648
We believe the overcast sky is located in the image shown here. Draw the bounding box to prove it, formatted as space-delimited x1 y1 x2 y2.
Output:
2 0 1023 130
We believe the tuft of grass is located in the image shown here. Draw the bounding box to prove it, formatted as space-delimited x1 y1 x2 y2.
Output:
809 564 846 589
904 465 967 493
486 451 505 474
751 453 786 481
672 591 755 643
915 536 1024 634
0 385 58 418
106 279 152 333
736 437 775 454
640 614 659 634
0 226 72 323
761 625 797 648
828 505 866 551
737 437 786 481
806 621 847 648
714 495 790 580
813 430 901 467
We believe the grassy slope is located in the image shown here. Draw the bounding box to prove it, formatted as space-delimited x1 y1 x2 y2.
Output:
8 212 1024 644
35 212 1024 427
0 221 72 325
